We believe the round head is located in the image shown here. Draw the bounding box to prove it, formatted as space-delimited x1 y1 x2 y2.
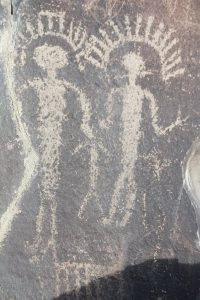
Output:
122 52 146 79
34 44 68 71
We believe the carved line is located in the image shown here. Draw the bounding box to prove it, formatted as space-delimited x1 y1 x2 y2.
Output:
0 19 39 250
19 11 87 58
81 15 184 82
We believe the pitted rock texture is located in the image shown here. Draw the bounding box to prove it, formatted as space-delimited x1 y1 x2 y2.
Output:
0 0 199 299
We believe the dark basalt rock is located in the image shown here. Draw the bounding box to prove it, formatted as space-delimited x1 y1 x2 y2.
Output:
0 1 199 299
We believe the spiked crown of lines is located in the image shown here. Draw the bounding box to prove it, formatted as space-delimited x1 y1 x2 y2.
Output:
19 11 87 60
78 15 184 82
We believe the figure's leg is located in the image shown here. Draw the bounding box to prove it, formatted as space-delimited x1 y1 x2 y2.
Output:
103 169 136 227
26 192 57 261
78 145 103 219
103 171 125 226
120 174 136 227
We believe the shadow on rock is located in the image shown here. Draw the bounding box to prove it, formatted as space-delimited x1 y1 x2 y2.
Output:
52 259 200 300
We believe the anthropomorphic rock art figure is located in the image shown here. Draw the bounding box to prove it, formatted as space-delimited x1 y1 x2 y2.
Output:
27 44 70 260
0 11 85 253
28 41 106 255
79 15 186 227
16 11 119 296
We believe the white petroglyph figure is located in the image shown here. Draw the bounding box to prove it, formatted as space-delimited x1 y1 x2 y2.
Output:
27 44 68 260
79 15 186 227
29 43 118 295
28 43 104 258
19 11 114 295
103 52 147 227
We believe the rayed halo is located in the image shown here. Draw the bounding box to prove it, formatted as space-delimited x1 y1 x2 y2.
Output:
78 14 184 82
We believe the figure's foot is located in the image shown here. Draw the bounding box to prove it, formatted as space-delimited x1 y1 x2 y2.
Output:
78 190 103 220
102 211 131 227
102 193 134 228
102 215 113 226
25 235 51 263
25 214 54 262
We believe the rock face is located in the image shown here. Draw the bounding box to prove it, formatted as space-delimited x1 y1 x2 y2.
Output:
0 0 200 299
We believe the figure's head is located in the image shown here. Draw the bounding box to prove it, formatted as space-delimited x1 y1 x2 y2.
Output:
34 44 68 72
122 52 146 80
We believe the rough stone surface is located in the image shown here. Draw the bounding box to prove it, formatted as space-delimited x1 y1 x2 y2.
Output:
0 0 200 299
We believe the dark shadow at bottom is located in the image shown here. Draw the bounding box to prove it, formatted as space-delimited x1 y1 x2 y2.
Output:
53 259 200 300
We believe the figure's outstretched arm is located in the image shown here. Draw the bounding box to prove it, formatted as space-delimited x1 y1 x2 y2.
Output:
63 81 105 218
98 90 115 130
144 89 188 136
63 81 107 155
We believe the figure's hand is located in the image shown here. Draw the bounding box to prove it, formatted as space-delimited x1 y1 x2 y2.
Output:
145 89 188 136
158 107 189 136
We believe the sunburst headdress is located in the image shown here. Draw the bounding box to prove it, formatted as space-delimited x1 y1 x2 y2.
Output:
78 15 184 82
18 11 87 68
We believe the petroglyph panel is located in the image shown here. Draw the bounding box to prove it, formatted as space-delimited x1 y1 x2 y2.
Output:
0 0 199 299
